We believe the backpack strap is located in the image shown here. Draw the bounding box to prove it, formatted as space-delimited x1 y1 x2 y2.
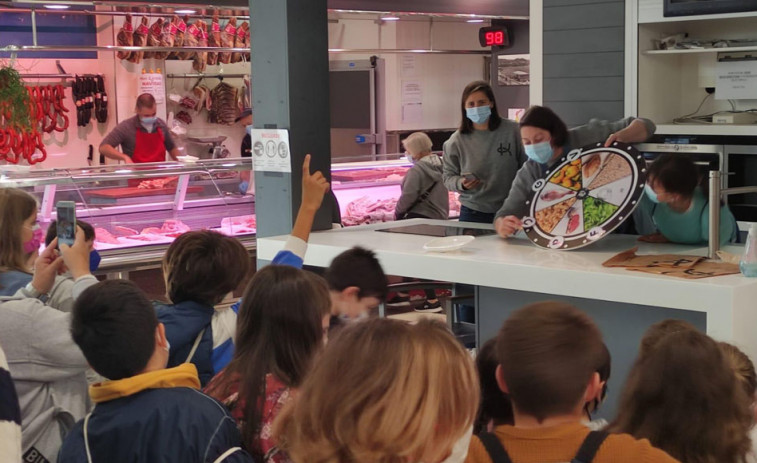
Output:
185 328 207 363
571 430 609 463
478 432 513 463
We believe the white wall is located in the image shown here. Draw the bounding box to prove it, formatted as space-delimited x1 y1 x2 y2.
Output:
328 17 488 132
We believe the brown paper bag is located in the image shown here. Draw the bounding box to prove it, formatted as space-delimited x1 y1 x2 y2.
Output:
628 261 740 279
602 247 704 269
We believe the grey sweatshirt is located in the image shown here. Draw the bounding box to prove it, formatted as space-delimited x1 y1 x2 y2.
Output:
0 275 97 462
495 117 657 221
395 155 449 220
443 118 528 214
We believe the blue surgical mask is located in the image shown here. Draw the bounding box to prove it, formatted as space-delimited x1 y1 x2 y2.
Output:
404 153 415 164
644 184 660 203
524 141 554 165
89 249 101 272
140 116 157 125
466 105 491 125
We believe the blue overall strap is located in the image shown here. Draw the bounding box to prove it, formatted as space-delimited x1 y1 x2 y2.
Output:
571 430 609 463
478 432 513 463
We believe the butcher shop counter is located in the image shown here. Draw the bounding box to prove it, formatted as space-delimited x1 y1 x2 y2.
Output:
0 159 257 276
331 156 461 225
258 218 757 419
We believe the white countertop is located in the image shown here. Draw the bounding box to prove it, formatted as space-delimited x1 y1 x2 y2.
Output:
258 219 757 316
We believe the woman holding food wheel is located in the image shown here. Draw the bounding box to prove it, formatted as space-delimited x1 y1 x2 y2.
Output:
634 154 737 246
494 106 656 238
442 81 527 224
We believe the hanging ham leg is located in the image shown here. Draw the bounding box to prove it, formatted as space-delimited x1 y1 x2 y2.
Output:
218 17 237 64
231 21 248 63
128 16 149 63
207 13 221 66
193 20 209 72
116 14 134 61
144 17 164 59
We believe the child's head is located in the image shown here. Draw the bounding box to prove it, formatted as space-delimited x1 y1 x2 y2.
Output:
162 230 250 306
0 188 39 272
612 330 752 463
475 338 513 433
325 247 388 319
639 318 697 359
274 318 478 463
720 342 757 400
585 343 611 416
720 342 757 423
71 280 168 380
45 219 95 247
646 153 700 205
496 301 604 424
208 265 331 457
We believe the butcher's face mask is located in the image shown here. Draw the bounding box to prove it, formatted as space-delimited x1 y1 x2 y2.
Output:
137 106 158 130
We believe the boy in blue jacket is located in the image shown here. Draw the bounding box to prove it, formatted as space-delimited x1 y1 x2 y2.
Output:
156 230 250 386
58 280 251 463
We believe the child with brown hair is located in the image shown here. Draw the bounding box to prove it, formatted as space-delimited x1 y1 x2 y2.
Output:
205 265 332 463
465 301 679 463
274 318 479 463
610 330 752 463
156 230 250 386
719 342 757 463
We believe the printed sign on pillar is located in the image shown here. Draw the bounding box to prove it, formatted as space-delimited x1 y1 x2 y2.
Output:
250 129 292 173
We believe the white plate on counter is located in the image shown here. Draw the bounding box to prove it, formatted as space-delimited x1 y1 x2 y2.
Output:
423 235 475 253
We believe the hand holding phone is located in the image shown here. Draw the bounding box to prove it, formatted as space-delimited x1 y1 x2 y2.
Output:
461 173 482 190
56 201 76 248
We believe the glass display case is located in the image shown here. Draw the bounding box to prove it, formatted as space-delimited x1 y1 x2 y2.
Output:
0 158 255 273
332 155 461 226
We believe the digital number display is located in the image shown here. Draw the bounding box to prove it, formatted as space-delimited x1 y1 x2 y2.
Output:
478 26 509 48
485 31 505 46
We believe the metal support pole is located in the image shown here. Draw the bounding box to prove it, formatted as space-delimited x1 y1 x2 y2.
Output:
709 170 721 259
31 8 37 46
173 174 190 211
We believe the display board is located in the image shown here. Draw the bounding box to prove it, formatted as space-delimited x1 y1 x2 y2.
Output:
522 142 646 250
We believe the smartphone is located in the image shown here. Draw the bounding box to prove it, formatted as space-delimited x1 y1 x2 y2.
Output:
462 172 478 182
56 201 76 248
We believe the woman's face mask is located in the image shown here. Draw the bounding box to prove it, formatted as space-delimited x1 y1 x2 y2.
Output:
524 141 554 165
465 105 492 125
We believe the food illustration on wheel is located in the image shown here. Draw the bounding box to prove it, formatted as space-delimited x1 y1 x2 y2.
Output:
522 142 646 250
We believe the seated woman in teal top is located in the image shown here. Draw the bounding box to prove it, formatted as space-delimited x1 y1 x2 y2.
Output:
635 154 737 246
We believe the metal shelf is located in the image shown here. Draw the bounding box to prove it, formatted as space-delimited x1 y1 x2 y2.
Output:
645 45 757 55
1 45 248 54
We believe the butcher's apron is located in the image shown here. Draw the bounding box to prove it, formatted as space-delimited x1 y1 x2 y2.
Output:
128 128 166 187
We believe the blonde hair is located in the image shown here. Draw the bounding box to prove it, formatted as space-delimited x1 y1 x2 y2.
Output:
274 318 479 463
0 188 38 273
402 132 433 158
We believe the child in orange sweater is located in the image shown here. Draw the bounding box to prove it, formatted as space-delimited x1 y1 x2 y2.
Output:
465 301 679 463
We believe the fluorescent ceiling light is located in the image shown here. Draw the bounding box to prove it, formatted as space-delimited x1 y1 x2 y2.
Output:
44 4 71 9
381 16 400 21
175 9 196 14
467 19 484 23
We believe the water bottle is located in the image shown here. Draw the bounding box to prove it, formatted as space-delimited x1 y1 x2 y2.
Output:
739 224 757 277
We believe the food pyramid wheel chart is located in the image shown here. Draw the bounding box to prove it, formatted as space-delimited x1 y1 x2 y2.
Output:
522 142 646 250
